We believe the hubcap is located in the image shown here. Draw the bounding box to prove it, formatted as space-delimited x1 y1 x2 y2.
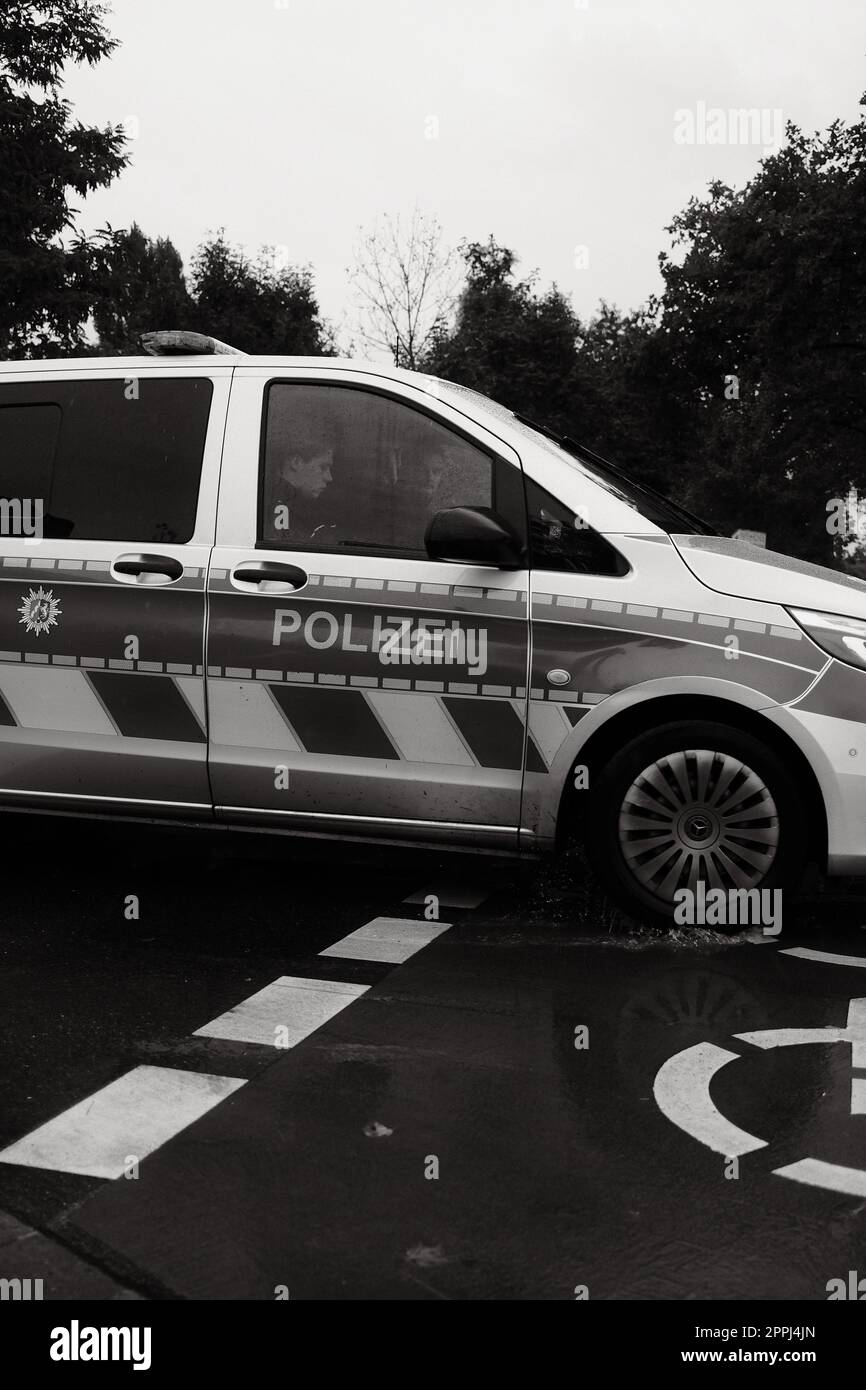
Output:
617 748 780 902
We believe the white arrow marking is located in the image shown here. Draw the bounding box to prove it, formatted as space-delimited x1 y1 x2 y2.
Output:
652 1042 767 1157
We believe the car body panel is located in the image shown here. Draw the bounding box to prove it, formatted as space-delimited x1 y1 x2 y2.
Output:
0 362 232 815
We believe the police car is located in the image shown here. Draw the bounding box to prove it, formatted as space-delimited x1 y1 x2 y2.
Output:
0 328 864 922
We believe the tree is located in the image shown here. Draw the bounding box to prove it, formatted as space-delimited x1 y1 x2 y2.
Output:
0 0 127 357
94 224 192 354
423 236 584 432
189 231 333 355
655 103 866 562
349 208 459 369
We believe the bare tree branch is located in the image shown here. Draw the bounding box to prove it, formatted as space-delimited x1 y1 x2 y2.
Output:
348 207 460 370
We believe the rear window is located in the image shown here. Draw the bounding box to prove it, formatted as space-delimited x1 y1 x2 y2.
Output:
0 378 212 542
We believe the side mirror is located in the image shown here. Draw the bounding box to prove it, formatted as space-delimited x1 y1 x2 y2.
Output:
425 506 525 568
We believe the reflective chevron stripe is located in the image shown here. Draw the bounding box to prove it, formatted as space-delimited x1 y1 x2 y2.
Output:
206 678 554 771
365 690 475 766
0 665 206 742
0 665 117 736
87 671 205 743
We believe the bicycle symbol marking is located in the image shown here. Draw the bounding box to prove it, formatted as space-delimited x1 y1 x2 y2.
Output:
654 996 866 1197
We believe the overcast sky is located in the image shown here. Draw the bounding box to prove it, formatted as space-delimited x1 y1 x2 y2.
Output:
63 0 865 345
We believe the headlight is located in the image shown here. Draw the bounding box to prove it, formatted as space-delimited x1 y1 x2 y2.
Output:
787 607 866 670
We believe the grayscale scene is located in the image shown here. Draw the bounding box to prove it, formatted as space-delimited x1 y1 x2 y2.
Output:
1 0 865 1356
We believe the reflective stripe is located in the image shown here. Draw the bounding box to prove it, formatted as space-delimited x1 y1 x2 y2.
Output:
176 675 207 731
365 690 475 766
0 687 15 726
86 671 206 743
0 665 117 736
208 679 301 751
442 696 527 771
270 685 400 760
524 700 573 768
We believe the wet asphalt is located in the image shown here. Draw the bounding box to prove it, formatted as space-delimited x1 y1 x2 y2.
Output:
1 814 865 1301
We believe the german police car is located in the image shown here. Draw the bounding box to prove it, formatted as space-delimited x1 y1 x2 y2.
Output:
0 329 864 921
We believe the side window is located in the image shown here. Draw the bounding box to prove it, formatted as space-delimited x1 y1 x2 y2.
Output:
0 403 60 538
260 383 494 554
527 479 628 576
0 379 212 542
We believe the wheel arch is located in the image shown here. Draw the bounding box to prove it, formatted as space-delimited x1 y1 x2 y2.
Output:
554 692 828 867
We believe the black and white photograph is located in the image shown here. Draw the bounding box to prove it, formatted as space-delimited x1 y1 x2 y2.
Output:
1 0 865 1360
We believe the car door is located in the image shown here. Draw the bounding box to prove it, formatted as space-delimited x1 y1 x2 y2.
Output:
0 364 230 814
206 367 536 849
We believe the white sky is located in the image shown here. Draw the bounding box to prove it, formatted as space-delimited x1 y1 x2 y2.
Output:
63 0 865 344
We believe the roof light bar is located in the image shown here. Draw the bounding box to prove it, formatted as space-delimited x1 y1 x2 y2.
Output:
140 330 247 357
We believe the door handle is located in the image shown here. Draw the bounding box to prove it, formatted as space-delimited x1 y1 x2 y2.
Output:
111 552 184 585
230 560 309 594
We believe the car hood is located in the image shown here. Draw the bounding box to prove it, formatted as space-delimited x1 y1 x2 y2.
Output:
671 534 866 621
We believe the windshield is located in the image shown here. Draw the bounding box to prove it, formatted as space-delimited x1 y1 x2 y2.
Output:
431 379 716 537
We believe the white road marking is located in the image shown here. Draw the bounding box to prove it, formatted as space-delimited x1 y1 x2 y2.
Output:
193 975 368 1047
0 666 116 736
656 999 866 1194
320 916 450 964
735 1025 849 1049
737 998 866 1055
781 947 866 969
364 690 474 765
773 1158 866 1198
0 1066 245 1179
652 1042 767 1157
207 679 301 750
403 884 490 909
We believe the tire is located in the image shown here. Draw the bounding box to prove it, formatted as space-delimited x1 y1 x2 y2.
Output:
582 720 809 926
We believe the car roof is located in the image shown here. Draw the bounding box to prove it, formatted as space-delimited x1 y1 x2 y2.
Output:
0 354 417 377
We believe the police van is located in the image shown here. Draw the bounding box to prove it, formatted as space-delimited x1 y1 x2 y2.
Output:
1 329 864 921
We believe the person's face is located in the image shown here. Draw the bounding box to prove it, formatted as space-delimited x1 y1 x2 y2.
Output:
282 450 333 498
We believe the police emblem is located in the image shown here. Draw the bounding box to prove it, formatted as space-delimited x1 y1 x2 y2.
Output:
18 586 62 637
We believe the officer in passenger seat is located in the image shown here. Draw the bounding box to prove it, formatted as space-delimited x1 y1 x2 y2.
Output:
274 438 343 546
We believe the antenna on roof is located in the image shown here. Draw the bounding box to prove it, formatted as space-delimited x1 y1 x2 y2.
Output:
140 330 247 357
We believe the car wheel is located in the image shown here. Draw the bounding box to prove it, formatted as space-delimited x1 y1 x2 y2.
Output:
583 720 808 925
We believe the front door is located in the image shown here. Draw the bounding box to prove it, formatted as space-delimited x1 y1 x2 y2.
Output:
0 367 229 814
207 368 535 849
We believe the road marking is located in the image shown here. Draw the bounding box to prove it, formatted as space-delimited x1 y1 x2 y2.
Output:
735 1025 849 1049
655 998 866 1196
319 916 451 964
193 975 369 1047
772 1158 866 1198
403 884 490 909
737 998 866 1054
0 1066 245 1179
781 947 866 969
652 1041 767 1157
